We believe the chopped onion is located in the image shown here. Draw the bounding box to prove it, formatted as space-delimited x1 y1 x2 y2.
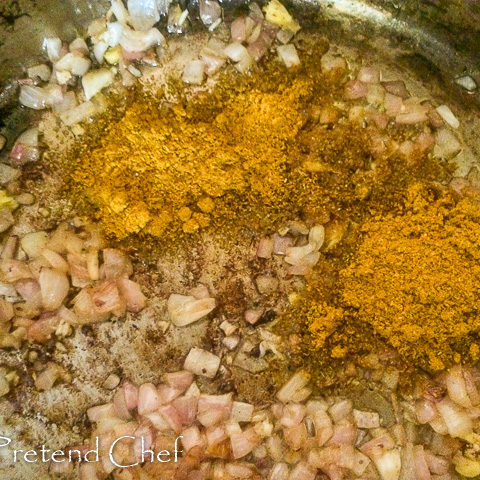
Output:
0 259 33 283
277 44 300 68
381 80 410 99
82 68 114 100
44 37 62 62
197 393 233 427
321 54 347 74
199 0 222 27
413 445 431 480
39 268 69 310
277 370 311 403
93 41 109 63
116 277 147 312
27 64 51 82
127 0 160 31
53 91 78 114
272 234 293 255
395 104 429 124
59 101 97 126
182 60 206 85
231 16 247 42
224 43 253 74
232 401 254 423
436 397 472 438
434 128 462 159
455 75 477 92
35 362 61 391
358 66 380 83
119 26 164 52
55 53 91 76
15 279 42 309
181 425 205 452
230 428 260 459
172 395 198 425
446 366 472 408
137 383 160 415
329 399 352 423
69 37 89 55
168 294 215 327
20 231 48 259
269 462 290 480
436 104 459 129
102 248 133 279
184 347 220 378
353 409 380 428
344 80 368 99
164 370 194 392
415 398 437 424
19 84 63 109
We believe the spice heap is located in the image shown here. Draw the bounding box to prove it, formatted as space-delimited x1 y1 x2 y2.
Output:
305 185 480 371
65 78 310 240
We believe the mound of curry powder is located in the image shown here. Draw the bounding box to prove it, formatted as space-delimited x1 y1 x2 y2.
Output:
304 185 480 371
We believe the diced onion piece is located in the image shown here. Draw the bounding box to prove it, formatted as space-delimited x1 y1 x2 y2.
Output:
344 80 368 99
39 268 69 310
35 362 62 391
224 42 253 74
116 277 147 312
320 53 347 74
357 66 380 83
277 44 300 68
353 409 380 428
446 365 472 408
55 53 91 76
69 37 89 55
44 37 62 62
137 383 160 415
232 401 254 423
413 445 432 480
167 294 215 327
60 101 97 126
119 26 165 52
199 0 222 27
82 69 114 100
415 398 437 424
434 128 462 159
455 75 477 92
184 347 220 378
94 41 109 63
381 80 410 99
19 85 63 109
436 104 459 129
277 370 311 403
182 60 206 85
197 393 233 427
27 64 51 82
230 428 260 459
269 462 290 480
231 16 247 42
436 397 472 438
127 0 159 31
53 91 78 114
20 233 48 263
373 449 402 480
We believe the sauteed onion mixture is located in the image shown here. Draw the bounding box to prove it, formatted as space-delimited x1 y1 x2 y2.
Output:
1 0 480 479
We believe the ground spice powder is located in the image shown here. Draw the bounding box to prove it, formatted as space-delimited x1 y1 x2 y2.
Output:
306 186 480 371
65 78 310 240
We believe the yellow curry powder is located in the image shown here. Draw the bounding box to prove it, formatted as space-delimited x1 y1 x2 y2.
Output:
305 185 480 371
65 78 310 240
